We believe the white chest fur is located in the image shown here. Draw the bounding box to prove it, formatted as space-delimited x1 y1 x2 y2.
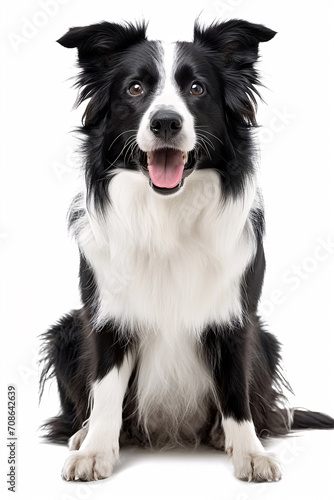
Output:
77 169 256 332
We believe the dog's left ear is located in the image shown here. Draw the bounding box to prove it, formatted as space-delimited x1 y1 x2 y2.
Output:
194 20 276 126
194 19 276 63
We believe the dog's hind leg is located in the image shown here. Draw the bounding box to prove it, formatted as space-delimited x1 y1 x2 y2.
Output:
69 426 89 451
39 310 90 444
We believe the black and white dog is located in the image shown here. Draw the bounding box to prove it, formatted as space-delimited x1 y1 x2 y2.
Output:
40 20 334 482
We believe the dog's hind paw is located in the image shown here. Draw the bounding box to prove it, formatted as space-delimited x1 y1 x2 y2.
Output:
61 450 116 481
234 452 282 482
68 427 89 451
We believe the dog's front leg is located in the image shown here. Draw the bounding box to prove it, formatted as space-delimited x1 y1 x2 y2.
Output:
203 323 282 482
62 351 134 481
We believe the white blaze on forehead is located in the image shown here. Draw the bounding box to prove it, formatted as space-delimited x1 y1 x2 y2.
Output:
158 41 178 94
137 41 196 153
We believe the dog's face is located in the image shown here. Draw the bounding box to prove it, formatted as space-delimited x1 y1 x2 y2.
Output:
58 21 275 202
122 39 228 195
135 42 198 195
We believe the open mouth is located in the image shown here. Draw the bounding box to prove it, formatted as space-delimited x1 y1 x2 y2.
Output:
138 148 197 195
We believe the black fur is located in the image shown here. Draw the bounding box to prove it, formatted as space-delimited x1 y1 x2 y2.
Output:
40 311 89 443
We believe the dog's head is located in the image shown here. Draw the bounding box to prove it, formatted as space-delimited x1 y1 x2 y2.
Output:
58 20 275 205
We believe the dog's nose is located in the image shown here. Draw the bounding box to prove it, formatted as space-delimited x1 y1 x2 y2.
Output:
150 111 183 141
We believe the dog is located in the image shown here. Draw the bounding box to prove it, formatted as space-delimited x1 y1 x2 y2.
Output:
39 19 334 482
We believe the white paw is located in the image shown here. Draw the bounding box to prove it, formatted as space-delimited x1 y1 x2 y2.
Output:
61 450 116 481
69 428 88 451
233 451 282 482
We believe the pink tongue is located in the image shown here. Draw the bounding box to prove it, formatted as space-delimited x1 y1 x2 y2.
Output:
148 149 185 189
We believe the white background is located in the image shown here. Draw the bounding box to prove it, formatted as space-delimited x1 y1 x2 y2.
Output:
1 0 334 499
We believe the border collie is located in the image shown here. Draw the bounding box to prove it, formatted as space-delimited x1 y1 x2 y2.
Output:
40 20 334 482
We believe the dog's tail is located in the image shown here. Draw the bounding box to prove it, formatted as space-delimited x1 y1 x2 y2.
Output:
290 408 334 430
39 310 90 444
259 407 334 438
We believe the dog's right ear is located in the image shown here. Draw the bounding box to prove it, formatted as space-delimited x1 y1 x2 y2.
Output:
57 21 147 64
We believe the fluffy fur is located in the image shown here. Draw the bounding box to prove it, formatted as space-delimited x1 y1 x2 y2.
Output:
39 19 334 482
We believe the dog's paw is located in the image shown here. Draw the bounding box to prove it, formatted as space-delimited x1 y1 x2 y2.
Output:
68 428 88 451
233 452 282 482
61 450 116 481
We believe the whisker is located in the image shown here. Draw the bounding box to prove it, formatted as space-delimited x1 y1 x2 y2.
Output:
108 129 138 151
195 129 217 160
124 138 138 165
129 140 139 160
108 134 137 168
195 127 225 149
200 135 215 150
198 129 225 147
196 137 212 160
196 133 215 151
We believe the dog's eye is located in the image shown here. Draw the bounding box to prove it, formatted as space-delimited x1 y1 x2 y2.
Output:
128 82 144 96
190 82 205 95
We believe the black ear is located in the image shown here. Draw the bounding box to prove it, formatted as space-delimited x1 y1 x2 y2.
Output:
194 20 276 126
194 19 276 61
57 21 147 62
